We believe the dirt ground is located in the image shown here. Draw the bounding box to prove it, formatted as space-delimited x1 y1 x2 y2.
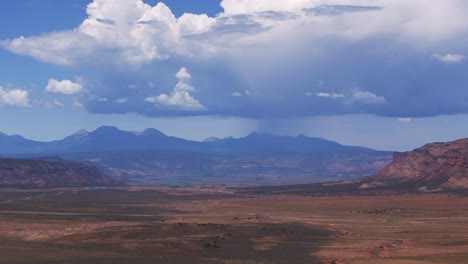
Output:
0 187 467 263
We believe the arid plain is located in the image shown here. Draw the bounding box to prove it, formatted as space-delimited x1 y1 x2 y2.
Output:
0 187 467 264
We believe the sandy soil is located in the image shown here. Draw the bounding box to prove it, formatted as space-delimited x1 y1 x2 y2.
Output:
0 187 467 263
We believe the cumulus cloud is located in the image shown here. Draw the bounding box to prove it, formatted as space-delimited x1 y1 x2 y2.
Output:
145 67 205 110
175 67 191 81
45 79 83 95
2 0 468 118
351 90 386 104
178 13 216 35
5 0 466 67
431 53 465 64
1 0 216 66
316 92 345 98
0 87 31 108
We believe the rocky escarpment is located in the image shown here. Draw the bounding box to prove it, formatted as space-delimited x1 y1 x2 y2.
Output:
0 159 122 188
362 138 468 191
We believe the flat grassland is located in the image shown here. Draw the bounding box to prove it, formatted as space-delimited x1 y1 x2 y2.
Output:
0 187 467 263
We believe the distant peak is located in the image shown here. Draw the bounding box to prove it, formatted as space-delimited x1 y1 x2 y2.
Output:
203 136 220 142
142 128 166 136
71 129 89 137
246 132 271 138
247 132 260 137
94 126 121 132
10 134 26 139
62 129 89 141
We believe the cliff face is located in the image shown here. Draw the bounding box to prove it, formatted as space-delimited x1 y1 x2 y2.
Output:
368 139 468 190
0 159 122 188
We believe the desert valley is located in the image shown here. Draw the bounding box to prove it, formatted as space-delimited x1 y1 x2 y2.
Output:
1 129 468 263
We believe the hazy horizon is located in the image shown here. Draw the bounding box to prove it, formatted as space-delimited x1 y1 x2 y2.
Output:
3 113 468 151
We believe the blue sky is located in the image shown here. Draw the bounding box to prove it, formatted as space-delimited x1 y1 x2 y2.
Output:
1 0 468 151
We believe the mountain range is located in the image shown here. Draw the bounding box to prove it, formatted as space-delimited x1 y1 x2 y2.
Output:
1 126 374 155
3 127 468 192
0 126 393 186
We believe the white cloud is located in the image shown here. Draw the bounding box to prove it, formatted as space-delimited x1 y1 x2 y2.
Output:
1 1 216 66
232 90 252 97
0 87 30 108
35 99 65 108
220 0 325 14
316 92 345 98
431 53 465 64
128 84 137 89
145 67 205 110
178 13 216 35
397 117 412 123
4 0 467 68
115 97 128 104
2 0 468 118
72 101 84 109
45 79 83 95
97 97 109 102
175 67 191 81
53 100 65 107
218 0 468 44
352 89 385 104
2 31 95 65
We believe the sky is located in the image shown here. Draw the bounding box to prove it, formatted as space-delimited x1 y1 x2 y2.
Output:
1 0 468 151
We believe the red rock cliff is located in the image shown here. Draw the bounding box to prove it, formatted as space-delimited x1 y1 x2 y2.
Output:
370 138 468 190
